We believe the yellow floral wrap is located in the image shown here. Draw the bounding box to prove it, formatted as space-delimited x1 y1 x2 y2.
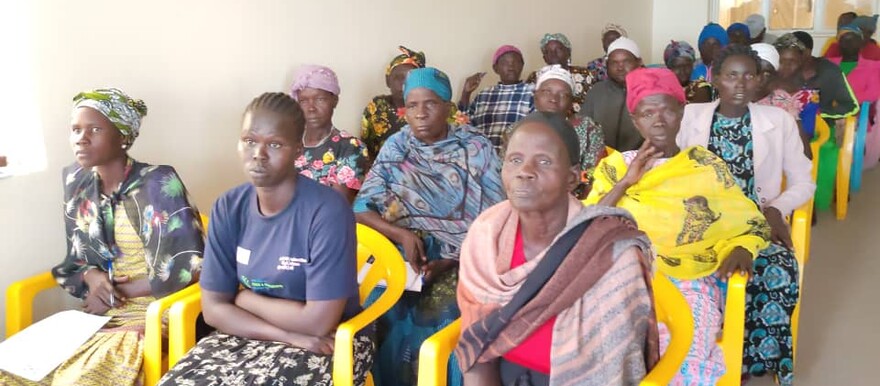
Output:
585 146 770 280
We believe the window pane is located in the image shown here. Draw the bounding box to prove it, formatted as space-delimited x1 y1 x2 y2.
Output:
823 0 874 30
770 0 814 30
719 0 763 28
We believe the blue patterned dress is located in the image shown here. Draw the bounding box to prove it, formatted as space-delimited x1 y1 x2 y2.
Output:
707 111 798 385
353 124 506 386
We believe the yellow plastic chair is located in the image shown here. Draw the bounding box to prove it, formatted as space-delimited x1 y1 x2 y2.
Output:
415 274 697 386
717 273 748 386
5 213 208 386
836 115 857 220
166 223 407 386
640 273 695 385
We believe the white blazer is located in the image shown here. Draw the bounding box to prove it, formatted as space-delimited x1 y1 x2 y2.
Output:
677 101 816 215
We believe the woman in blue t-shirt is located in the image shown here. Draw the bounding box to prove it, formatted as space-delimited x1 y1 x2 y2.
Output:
160 92 372 385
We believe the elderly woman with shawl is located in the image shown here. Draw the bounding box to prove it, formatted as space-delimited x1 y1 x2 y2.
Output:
355 67 506 386
0 88 204 386
586 68 771 385
455 110 658 386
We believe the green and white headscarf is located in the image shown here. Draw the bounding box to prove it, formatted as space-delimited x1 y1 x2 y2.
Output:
72 88 147 147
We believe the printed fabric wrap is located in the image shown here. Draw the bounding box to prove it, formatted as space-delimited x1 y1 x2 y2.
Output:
585 146 770 280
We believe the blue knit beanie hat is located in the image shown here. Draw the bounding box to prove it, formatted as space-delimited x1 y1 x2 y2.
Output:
404 67 452 102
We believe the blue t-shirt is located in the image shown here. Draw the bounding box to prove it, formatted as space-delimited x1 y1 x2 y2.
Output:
200 175 360 318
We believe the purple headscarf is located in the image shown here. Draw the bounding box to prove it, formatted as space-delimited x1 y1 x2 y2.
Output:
289 64 340 101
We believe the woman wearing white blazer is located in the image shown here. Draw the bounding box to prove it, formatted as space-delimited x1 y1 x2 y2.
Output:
676 45 813 386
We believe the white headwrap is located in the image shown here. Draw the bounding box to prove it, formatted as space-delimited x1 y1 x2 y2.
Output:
751 43 779 70
535 64 575 91
607 37 642 59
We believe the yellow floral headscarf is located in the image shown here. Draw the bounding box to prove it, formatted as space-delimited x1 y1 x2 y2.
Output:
585 146 770 280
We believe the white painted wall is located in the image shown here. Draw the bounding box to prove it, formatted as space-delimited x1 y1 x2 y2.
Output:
0 0 655 338
650 0 711 64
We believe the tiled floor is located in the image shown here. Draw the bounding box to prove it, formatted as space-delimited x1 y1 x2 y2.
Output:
751 169 880 386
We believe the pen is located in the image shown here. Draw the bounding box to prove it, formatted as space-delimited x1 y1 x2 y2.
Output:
107 260 115 307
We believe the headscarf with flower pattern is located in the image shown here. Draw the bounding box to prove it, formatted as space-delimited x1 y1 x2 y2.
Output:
386 46 426 76
540 33 572 51
663 40 697 67
773 33 807 53
72 88 147 147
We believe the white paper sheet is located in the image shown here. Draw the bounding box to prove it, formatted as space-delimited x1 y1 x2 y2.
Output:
0 310 110 381
357 256 423 292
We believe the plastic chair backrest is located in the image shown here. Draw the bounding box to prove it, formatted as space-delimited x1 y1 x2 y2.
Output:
333 224 407 386
640 274 695 386
851 102 871 192
836 115 857 220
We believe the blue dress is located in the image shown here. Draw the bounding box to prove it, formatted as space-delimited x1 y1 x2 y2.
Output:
708 111 798 385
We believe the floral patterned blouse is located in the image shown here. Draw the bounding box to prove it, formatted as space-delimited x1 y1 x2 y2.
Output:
572 116 608 197
757 89 818 121
527 65 599 115
53 158 204 299
295 128 368 191
707 111 758 202
360 95 469 164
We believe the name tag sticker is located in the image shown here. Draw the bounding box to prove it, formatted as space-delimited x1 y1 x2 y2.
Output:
236 247 251 265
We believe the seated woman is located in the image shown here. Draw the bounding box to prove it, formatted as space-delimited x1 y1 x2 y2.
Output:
829 24 880 139
354 67 506 386
159 93 370 385
586 68 771 385
585 23 628 83
664 40 713 103
525 33 597 115
532 64 605 197
751 42 815 158
0 88 204 386
360 46 468 165
289 64 368 203
457 111 658 386
678 45 815 386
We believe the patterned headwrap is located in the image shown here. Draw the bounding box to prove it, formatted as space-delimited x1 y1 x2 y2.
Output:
404 67 452 102
72 88 147 147
727 23 752 39
854 14 878 33
773 33 807 52
663 40 696 67
540 33 572 51
625 68 686 113
386 46 426 76
698 23 730 46
838 23 863 39
602 23 628 38
289 64 340 101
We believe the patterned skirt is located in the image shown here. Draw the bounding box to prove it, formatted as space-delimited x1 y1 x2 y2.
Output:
659 274 727 385
742 244 799 385
159 331 375 386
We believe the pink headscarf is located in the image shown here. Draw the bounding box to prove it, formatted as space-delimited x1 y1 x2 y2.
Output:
625 68 686 113
289 64 340 101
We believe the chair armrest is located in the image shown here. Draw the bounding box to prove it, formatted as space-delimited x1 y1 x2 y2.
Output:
143 283 200 386
418 319 462 386
333 278 405 386
717 272 747 386
166 288 203 370
641 275 694 386
791 203 811 283
5 271 57 338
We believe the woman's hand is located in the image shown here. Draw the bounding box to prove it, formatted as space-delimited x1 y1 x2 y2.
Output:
763 206 793 248
82 268 126 313
393 229 427 273
462 72 486 95
285 331 335 355
620 141 662 187
422 259 458 284
717 247 753 279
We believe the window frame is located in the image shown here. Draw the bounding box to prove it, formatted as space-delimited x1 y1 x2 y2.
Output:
711 0 880 38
